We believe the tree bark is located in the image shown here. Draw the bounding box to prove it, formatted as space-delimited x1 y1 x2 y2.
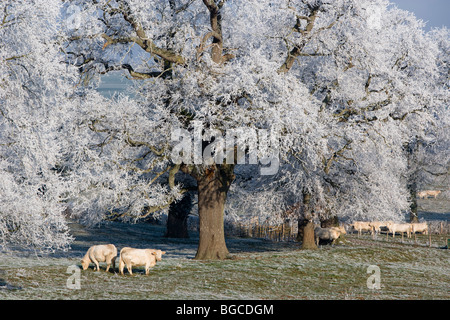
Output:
165 191 193 238
278 7 319 74
320 215 339 228
297 191 318 250
302 220 318 250
404 140 420 223
296 217 307 242
201 0 234 64
194 164 234 260
408 181 419 223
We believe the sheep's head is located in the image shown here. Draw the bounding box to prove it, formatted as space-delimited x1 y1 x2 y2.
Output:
81 257 90 270
153 250 166 262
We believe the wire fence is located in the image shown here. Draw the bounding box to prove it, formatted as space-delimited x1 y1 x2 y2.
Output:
188 216 449 245
225 221 299 242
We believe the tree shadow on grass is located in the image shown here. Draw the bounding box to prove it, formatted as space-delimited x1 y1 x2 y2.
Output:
67 220 301 261
1 220 303 261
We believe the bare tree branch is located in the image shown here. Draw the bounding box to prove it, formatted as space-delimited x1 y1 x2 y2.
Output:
101 1 186 65
200 0 234 64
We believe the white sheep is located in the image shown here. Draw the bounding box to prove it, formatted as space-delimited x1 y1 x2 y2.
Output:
314 226 343 246
369 221 390 235
410 222 429 235
119 247 166 275
350 221 372 236
386 222 411 239
417 190 441 199
330 225 346 235
81 244 118 272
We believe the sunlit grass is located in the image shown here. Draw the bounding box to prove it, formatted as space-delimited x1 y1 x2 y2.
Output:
1 223 448 300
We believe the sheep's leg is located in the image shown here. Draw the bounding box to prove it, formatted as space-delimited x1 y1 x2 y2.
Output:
127 264 133 275
119 258 124 275
92 258 99 271
105 255 115 272
105 259 110 273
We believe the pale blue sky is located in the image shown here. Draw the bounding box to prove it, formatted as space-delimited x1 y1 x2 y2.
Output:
391 0 449 30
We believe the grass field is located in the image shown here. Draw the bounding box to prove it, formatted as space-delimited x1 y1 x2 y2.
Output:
0 221 448 300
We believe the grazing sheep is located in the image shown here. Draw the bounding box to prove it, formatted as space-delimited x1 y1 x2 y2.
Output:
386 222 411 239
369 221 389 235
81 244 117 272
411 222 429 235
350 221 372 236
417 190 441 199
416 191 427 199
330 225 346 235
314 226 342 246
119 247 166 275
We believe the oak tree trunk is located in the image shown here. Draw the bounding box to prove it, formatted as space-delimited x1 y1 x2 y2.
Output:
321 215 339 228
302 220 318 250
404 141 419 223
296 217 307 242
194 164 234 260
165 191 193 238
297 191 318 250
408 181 419 223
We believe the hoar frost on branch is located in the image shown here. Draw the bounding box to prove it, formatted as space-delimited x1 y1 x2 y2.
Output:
0 0 76 251
0 0 447 256
59 0 447 258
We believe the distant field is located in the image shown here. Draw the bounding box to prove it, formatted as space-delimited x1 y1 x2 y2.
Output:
417 196 450 217
1 221 449 300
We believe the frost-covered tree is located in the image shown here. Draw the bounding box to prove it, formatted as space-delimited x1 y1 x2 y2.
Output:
0 0 76 251
224 0 443 246
407 27 449 216
280 0 444 225
60 0 447 255
62 0 325 257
